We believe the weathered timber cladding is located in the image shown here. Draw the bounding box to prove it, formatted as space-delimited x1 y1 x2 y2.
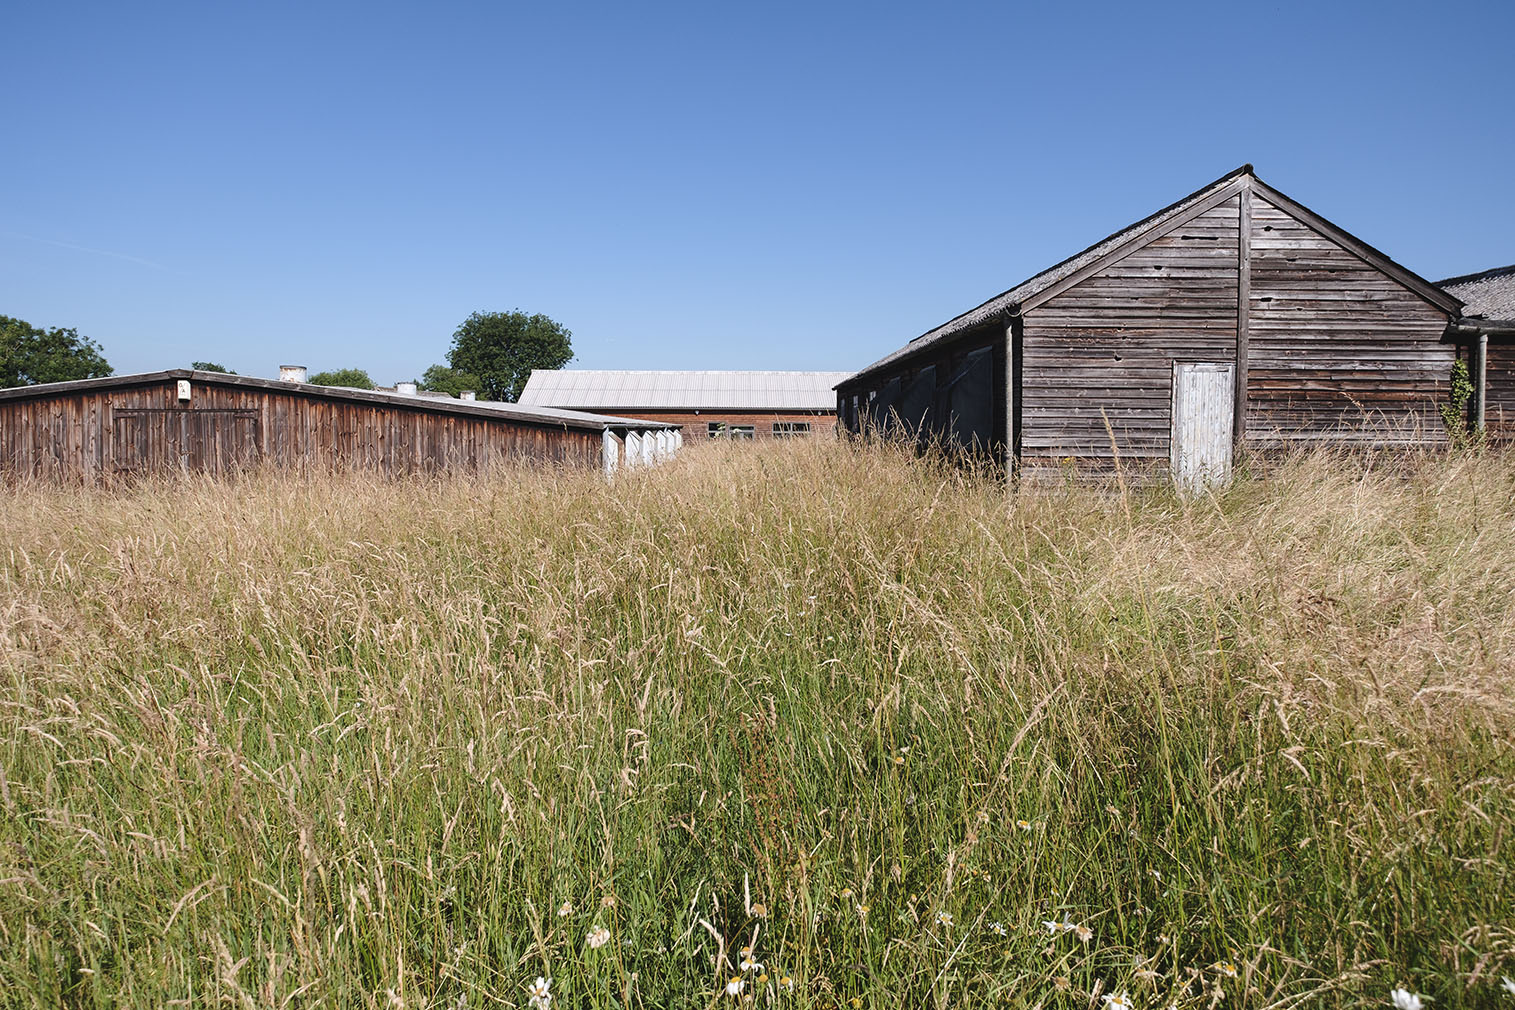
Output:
0 377 603 481
837 167 1464 476
1020 196 1241 462
1485 343 1515 442
1246 196 1452 444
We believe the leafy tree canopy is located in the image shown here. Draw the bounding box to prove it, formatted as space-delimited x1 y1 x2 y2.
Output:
445 310 572 402
191 361 235 374
418 364 485 399
307 368 375 390
1 315 112 388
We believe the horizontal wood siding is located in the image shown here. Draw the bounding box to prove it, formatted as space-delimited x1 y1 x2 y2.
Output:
1245 196 1453 445
1020 196 1241 463
0 380 602 481
1485 343 1515 443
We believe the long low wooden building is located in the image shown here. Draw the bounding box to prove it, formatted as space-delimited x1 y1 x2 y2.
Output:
0 368 681 480
835 165 1469 486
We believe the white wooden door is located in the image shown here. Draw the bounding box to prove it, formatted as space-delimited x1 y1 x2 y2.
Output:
1170 362 1234 493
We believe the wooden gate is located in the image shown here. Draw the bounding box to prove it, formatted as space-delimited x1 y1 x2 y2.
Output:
112 408 261 475
1170 362 1234 492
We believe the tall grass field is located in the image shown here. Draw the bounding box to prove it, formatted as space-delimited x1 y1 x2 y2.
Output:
1 440 1511 1008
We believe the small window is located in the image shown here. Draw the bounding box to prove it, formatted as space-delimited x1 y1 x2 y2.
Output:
707 422 756 440
773 422 812 438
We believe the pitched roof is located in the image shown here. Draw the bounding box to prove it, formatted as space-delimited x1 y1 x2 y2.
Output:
1439 264 1515 322
839 165 1461 389
518 370 851 410
0 369 677 432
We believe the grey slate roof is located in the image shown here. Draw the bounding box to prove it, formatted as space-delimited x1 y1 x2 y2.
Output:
1439 265 1515 322
0 370 677 432
518 370 852 410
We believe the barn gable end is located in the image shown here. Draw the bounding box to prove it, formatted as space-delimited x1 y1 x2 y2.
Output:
837 166 1464 478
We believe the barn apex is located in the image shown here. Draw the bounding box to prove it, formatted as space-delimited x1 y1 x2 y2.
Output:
520 370 851 440
836 165 1466 485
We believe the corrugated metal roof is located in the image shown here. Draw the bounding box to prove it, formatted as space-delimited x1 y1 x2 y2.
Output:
1440 265 1515 321
518 370 851 410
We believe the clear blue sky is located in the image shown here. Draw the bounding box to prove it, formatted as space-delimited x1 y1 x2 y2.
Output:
5 0 1512 384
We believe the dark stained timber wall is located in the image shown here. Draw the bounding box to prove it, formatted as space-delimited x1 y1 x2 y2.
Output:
0 378 603 481
1245 197 1452 445
1485 344 1515 443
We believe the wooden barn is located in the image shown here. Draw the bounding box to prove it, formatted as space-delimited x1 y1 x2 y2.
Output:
519 370 851 440
835 166 1467 485
1440 264 1515 442
0 368 680 481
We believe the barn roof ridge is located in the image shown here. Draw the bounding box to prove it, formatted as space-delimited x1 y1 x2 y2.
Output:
1437 263 1515 288
0 368 677 433
838 165 1462 390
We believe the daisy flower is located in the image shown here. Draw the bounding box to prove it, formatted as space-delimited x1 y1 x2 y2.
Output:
1101 993 1133 1009
1217 962 1238 979
526 976 552 1010
1390 990 1423 1010
1503 977 1515 995
725 977 745 997
1017 819 1033 832
586 926 610 949
739 947 763 973
989 921 1007 937
935 911 953 927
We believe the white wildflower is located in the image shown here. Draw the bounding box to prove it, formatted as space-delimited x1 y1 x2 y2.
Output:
1390 990 1424 1010
557 901 572 917
935 911 953 927
526 976 552 1010
725 976 745 997
1101 993 1132 1009
586 926 611 949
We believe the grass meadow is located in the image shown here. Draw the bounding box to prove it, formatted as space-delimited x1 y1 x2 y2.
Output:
0 439 1511 1009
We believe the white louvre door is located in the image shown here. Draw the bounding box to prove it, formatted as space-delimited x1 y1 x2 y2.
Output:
1171 362 1234 493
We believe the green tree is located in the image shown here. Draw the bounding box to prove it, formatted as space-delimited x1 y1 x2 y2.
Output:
307 368 375 389
1 315 112 388
418 364 485 398
191 361 236 373
445 310 572 402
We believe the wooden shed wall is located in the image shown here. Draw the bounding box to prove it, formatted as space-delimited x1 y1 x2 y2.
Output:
1245 196 1452 444
1019 191 1454 468
1020 196 1241 463
1484 343 1515 443
0 379 602 481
